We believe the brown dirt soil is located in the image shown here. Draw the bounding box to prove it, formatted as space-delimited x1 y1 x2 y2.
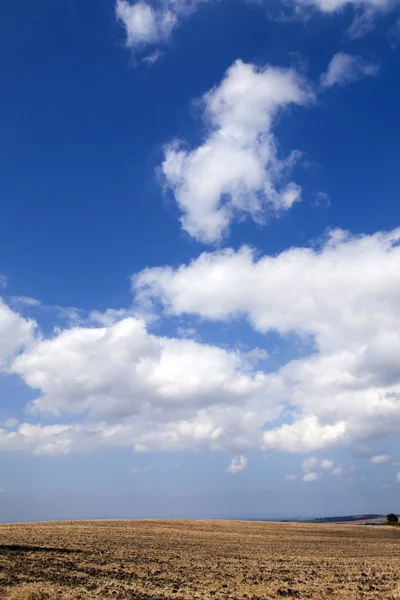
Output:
0 520 400 599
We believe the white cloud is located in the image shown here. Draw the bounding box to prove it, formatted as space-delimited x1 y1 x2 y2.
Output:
10 296 42 308
396 472 400 483
161 59 314 243
347 8 376 38
0 298 37 370
284 474 297 481
88 308 134 327
302 456 320 472
115 0 210 53
133 228 400 350
244 347 269 361
115 0 176 48
4 226 400 457
0 275 7 290
302 471 319 482
332 466 342 476
142 49 163 65
302 456 335 473
12 318 273 423
133 227 400 453
263 419 347 453
176 326 198 339
297 0 396 12
225 455 248 474
370 454 392 464
320 53 379 89
312 192 331 208
5 315 283 455
116 1 400 58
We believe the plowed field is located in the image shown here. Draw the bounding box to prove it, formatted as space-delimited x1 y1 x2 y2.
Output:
1 520 400 599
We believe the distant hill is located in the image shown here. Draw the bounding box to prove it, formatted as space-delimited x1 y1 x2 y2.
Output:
311 514 383 523
289 514 388 525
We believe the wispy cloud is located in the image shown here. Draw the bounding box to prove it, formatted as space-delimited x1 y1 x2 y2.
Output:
225 456 248 474
332 467 343 476
131 466 152 474
320 53 379 89
116 0 400 60
370 454 392 464
10 296 42 308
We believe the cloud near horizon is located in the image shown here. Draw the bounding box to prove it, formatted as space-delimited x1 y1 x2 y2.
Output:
133 227 400 453
2 227 400 456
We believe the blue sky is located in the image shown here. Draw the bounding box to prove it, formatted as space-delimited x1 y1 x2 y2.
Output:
1 0 400 521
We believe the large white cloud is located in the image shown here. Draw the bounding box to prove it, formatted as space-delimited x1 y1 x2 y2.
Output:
6 316 282 455
3 229 400 456
133 228 400 451
161 60 314 243
11 318 271 419
133 228 400 350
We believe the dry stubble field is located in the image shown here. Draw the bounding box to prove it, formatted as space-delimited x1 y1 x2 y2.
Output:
0 520 400 600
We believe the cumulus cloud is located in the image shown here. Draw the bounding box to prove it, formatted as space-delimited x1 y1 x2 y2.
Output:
320 53 379 88
11 318 272 422
133 227 400 452
116 0 177 49
225 455 248 474
0 298 37 370
301 457 342 478
115 0 210 54
161 59 314 243
4 314 282 455
4 228 400 456
370 454 392 464
285 474 297 481
302 456 336 472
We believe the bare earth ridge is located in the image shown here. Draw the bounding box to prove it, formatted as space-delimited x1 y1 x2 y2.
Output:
1 520 400 599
